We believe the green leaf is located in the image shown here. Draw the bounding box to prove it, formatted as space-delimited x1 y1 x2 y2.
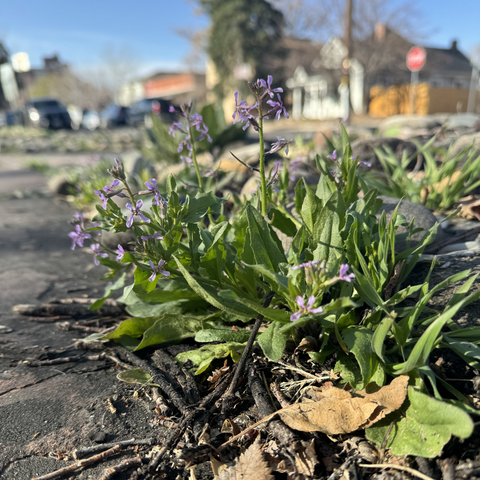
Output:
187 223 202 271
294 178 306 214
268 208 297 237
372 317 394 363
134 313 207 350
174 258 289 322
117 368 159 386
313 212 342 267
366 387 474 458
392 289 480 374
301 182 323 232
195 328 251 343
180 191 227 224
242 263 290 296
104 317 158 340
90 272 127 310
245 204 286 272
344 327 384 388
257 322 289 361
175 342 246 375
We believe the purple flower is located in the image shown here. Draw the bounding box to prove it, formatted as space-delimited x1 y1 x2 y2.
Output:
145 179 167 206
232 92 260 131
169 122 186 137
291 260 321 271
169 106 175 113
330 170 341 183
259 75 283 99
91 243 108 266
126 200 150 228
94 189 109 210
180 155 193 166
232 91 248 123
68 224 91 250
357 158 371 167
116 244 126 261
266 94 289 121
204 168 216 178
177 135 192 153
190 113 212 142
266 136 290 155
148 259 170 281
290 296 323 322
141 232 164 242
327 150 337 161
103 179 120 194
339 264 355 283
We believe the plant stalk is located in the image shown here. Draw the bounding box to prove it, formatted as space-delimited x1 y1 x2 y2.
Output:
188 124 204 192
257 101 267 216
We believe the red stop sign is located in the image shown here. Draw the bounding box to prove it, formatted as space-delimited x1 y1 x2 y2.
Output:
406 46 427 72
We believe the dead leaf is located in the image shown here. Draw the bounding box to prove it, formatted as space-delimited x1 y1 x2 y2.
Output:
295 439 318 476
460 198 480 221
277 376 409 435
218 439 274 480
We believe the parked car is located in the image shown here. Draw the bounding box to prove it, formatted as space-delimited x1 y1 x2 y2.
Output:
25 98 71 129
99 103 128 129
81 109 100 131
126 97 174 127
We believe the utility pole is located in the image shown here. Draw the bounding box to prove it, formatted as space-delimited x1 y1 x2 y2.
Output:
341 0 353 123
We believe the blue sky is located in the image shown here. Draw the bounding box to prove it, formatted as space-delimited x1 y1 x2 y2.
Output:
0 0 478 79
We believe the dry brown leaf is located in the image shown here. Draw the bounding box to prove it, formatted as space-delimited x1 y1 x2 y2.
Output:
460 198 480 221
295 439 318 476
218 439 274 480
277 376 409 435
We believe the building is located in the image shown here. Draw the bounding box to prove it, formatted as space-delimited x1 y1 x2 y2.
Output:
119 72 207 107
285 36 364 120
355 26 479 116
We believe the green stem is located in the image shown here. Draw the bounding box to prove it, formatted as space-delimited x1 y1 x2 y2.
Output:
257 101 267 216
121 180 136 206
188 124 204 192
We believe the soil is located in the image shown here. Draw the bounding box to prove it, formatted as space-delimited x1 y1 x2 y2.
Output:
2 167 480 480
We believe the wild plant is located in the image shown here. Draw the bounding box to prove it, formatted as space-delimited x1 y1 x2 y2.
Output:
70 77 480 456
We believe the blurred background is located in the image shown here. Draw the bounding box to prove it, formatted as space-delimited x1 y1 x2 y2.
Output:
0 0 479 130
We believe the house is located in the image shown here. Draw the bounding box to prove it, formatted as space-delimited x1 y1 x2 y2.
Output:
119 72 207 106
285 36 364 120
355 25 479 116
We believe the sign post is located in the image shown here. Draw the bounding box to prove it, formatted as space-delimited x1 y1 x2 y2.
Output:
406 46 426 114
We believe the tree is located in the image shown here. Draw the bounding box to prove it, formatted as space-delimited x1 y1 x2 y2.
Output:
197 0 286 96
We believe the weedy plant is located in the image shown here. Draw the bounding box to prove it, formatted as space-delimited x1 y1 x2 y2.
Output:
71 77 480 457
360 138 480 212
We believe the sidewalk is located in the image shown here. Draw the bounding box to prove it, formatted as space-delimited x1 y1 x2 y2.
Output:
0 171 162 478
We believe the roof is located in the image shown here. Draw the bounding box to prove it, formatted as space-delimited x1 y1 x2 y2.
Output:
421 45 472 76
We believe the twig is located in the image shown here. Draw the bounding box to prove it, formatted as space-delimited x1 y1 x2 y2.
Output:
378 421 394 463
14 303 123 318
32 444 121 480
225 291 274 398
99 456 143 480
230 151 260 172
28 315 72 323
270 382 291 408
49 298 118 306
359 463 436 480
149 371 232 473
73 437 155 459
425 225 480 254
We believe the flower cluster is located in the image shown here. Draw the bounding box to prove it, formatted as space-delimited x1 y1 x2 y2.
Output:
168 104 212 166
289 263 356 321
327 149 371 182
94 179 126 209
233 75 289 132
